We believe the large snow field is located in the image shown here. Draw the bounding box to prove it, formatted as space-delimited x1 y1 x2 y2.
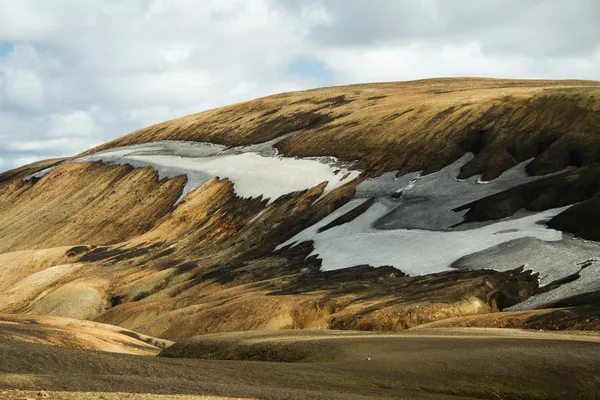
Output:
279 198 568 276
279 155 600 307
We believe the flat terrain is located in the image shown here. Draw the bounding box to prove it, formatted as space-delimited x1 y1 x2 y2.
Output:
0 391 248 400
2 327 600 399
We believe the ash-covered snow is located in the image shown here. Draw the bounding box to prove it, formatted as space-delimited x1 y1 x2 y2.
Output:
366 153 570 231
355 171 418 198
452 236 600 286
73 140 360 204
508 260 600 311
23 166 58 180
278 154 600 307
279 199 568 276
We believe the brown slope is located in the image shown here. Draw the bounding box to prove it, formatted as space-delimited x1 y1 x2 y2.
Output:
82 78 600 180
2 78 600 338
0 162 185 253
0 314 171 355
0 392 248 400
0 174 538 339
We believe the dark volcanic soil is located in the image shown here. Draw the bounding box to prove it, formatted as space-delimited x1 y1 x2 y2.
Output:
2 328 600 400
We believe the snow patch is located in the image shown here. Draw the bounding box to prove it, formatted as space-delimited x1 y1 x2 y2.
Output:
23 166 57 180
278 200 568 275
277 154 600 307
73 140 361 204
509 261 600 311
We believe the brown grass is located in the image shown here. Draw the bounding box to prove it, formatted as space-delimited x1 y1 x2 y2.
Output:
83 78 600 180
0 162 185 253
1 78 600 341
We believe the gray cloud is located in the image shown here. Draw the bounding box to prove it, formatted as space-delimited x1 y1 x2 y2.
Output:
0 0 599 172
279 0 600 57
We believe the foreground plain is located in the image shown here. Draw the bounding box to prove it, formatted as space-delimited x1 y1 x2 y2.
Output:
2 325 600 400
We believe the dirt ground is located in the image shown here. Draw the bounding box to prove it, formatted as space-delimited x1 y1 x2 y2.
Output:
2 328 600 400
0 391 249 400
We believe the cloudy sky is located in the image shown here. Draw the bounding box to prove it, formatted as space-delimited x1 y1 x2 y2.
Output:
1 0 599 171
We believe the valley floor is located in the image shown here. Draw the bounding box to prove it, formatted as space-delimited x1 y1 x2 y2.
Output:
1 320 600 400
0 392 245 400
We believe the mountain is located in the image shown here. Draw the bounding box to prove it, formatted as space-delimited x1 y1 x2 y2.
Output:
2 78 600 342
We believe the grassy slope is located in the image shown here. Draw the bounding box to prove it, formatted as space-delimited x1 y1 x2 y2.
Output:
0 162 186 253
1 78 600 338
85 78 600 180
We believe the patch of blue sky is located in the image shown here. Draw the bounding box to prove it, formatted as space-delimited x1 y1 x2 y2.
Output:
0 42 14 58
288 55 333 84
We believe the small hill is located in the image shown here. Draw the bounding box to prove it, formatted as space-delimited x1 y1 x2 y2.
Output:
0 314 171 354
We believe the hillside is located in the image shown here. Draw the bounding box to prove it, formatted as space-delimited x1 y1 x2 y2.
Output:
1 78 600 339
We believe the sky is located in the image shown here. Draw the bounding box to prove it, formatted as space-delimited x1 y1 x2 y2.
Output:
1 0 599 172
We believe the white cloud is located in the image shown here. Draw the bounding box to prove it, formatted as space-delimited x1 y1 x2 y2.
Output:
1 68 44 109
47 110 99 138
5 137 100 152
317 43 539 84
0 1 60 41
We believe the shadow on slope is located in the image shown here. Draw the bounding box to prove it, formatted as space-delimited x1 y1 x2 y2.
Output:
160 330 348 362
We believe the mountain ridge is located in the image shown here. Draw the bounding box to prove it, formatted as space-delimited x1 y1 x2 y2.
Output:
2 78 600 339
